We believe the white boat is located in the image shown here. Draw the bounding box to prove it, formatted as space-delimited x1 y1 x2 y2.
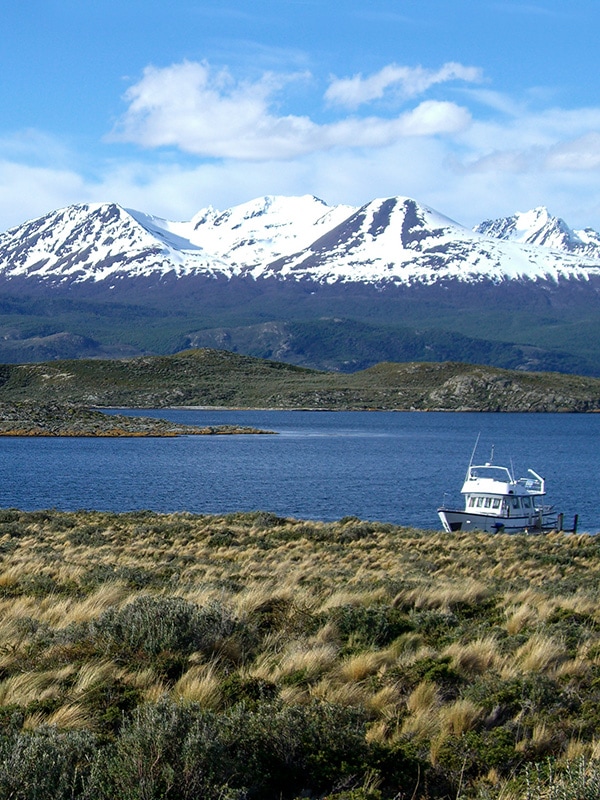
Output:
437 444 576 534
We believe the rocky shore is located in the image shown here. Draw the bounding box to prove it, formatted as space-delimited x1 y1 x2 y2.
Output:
0 402 274 437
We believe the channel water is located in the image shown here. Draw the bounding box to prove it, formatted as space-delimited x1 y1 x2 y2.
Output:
0 410 598 532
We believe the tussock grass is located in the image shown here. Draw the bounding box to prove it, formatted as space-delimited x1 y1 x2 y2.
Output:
0 669 66 706
2 509 600 799
173 663 222 707
339 650 389 682
444 636 501 676
513 634 568 674
45 702 95 730
440 697 482 736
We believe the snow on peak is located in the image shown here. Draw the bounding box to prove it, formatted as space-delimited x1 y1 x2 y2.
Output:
475 207 600 261
1 194 600 287
187 194 355 268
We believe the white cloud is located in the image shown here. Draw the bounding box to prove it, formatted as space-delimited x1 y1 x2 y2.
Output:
110 61 310 160
3 62 600 233
544 132 600 171
325 62 483 109
109 60 473 160
0 161 88 230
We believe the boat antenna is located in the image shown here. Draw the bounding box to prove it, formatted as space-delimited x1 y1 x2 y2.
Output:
489 444 494 464
467 433 480 478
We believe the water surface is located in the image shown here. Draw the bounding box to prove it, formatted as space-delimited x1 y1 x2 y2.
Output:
0 410 597 532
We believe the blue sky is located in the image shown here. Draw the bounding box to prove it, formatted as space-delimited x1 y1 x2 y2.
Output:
1 1 600 231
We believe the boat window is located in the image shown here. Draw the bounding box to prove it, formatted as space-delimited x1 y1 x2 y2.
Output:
492 499 501 509
476 497 483 507
522 496 531 508
484 498 492 508
511 497 520 508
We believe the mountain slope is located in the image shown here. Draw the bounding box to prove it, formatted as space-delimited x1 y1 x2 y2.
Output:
2 195 600 374
0 202 233 285
475 207 600 260
260 196 600 283
2 195 600 288
184 318 598 375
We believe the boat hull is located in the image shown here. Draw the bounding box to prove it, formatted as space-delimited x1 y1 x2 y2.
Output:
438 508 557 534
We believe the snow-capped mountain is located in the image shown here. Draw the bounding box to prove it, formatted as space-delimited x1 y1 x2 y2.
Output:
0 202 233 284
1 194 600 289
186 194 355 270
2 193 600 374
475 207 600 261
257 197 600 284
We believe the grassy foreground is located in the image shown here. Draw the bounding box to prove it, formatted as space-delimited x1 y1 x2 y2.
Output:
2 510 600 799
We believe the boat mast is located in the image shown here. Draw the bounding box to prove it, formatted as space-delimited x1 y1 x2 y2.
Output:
466 433 481 479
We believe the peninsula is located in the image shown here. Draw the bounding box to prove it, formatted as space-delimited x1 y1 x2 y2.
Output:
0 402 273 437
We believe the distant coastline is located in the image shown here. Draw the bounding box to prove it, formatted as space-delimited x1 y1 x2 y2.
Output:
1 349 600 413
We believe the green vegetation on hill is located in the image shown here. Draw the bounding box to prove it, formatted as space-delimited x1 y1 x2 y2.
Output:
2 288 600 376
2 509 600 798
185 318 598 375
1 348 600 411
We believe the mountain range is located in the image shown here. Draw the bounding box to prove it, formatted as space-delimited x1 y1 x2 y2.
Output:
1 195 600 374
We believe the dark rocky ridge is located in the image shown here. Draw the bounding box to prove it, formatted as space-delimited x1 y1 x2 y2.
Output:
0 401 273 437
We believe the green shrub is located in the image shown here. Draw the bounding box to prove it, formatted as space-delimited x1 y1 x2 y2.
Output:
220 674 278 707
511 757 600 800
215 700 371 798
410 609 459 646
433 728 521 795
90 698 372 800
401 655 463 697
90 595 236 660
0 725 97 800
332 605 414 649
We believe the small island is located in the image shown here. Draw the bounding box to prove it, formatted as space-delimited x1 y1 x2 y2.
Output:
0 402 274 437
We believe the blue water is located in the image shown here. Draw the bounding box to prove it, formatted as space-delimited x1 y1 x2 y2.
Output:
0 410 598 532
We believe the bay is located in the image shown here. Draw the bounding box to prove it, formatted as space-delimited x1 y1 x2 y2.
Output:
0 410 598 532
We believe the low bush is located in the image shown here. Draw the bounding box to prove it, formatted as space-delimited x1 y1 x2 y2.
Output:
332 605 414 649
86 698 384 800
0 724 97 800
90 595 236 660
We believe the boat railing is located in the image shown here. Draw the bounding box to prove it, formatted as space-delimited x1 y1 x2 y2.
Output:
467 465 513 483
517 469 546 495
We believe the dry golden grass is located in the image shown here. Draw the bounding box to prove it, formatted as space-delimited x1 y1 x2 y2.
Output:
338 650 388 682
64 582 132 624
0 670 63 706
46 702 95 730
122 667 157 690
398 578 489 612
366 685 401 719
73 660 119 694
406 681 439 716
511 634 568 674
444 636 501 676
504 603 539 635
365 719 390 745
319 588 389 612
0 566 27 589
439 697 482 736
143 682 169 703
173 664 222 707
309 677 368 706
278 642 339 679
